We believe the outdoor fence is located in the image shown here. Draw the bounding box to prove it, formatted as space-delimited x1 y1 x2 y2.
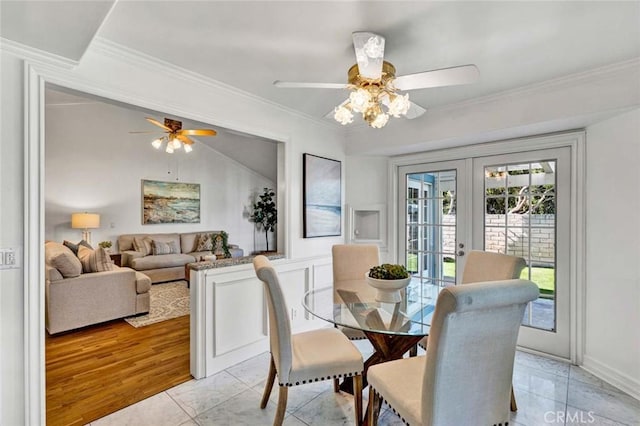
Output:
442 214 555 266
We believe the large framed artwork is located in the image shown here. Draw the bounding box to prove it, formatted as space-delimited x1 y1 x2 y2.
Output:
303 153 342 238
142 179 200 224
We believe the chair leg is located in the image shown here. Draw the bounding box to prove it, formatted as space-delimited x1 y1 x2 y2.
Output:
510 385 517 412
368 386 381 426
333 377 340 392
353 375 363 426
261 356 277 409
274 385 288 426
409 344 418 357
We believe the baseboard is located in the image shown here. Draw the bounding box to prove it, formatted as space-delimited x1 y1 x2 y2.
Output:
582 354 640 401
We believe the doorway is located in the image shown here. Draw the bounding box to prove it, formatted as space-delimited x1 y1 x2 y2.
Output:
397 143 575 359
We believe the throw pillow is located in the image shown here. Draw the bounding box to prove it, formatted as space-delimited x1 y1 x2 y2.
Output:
133 236 153 256
195 233 213 251
63 239 93 256
151 239 180 255
78 246 114 273
45 242 82 278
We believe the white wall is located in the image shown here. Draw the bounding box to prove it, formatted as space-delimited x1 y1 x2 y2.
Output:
345 155 391 262
583 108 640 397
0 50 26 426
44 99 274 254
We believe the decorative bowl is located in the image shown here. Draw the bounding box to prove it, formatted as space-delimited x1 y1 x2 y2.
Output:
366 275 411 303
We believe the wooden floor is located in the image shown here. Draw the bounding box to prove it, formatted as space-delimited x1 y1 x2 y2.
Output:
46 315 191 426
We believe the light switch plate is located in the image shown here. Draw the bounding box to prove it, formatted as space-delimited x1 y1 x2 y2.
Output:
0 247 20 270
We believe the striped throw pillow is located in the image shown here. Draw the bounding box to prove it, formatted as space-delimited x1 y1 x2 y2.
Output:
78 246 114 273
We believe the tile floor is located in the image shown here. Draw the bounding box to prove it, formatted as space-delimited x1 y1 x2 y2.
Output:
90 341 639 426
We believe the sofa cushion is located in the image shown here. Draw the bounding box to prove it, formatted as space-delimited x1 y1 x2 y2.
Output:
151 239 180 255
131 253 196 270
78 246 115 273
63 239 93 256
45 242 82 278
133 236 153 256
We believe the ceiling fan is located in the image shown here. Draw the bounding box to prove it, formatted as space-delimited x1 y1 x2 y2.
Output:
131 117 217 153
274 31 479 128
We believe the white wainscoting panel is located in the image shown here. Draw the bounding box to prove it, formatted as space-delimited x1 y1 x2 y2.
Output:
191 256 332 378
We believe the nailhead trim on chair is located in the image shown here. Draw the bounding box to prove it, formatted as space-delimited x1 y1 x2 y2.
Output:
371 389 509 426
279 370 362 387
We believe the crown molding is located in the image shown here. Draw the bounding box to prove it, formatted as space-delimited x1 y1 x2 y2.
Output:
430 57 640 114
89 37 339 131
0 37 78 69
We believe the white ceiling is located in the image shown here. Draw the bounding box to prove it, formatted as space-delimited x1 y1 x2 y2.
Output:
45 86 279 182
2 1 640 124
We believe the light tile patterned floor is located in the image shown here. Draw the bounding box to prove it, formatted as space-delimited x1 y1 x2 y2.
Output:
90 341 639 426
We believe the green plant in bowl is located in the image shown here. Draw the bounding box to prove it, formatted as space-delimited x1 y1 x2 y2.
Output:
367 264 411 303
368 264 409 280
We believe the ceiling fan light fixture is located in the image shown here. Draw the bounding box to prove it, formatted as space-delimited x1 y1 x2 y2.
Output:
388 93 411 117
151 137 164 149
334 105 354 125
370 112 389 129
349 88 372 113
165 144 174 154
183 143 193 153
170 137 182 150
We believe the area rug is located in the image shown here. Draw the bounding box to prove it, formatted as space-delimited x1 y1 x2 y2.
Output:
125 280 190 328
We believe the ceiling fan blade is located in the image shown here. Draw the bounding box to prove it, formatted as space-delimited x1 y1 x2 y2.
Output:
404 101 426 119
274 81 348 89
393 64 480 91
178 129 217 137
352 31 385 80
176 134 195 145
323 99 349 120
145 117 172 131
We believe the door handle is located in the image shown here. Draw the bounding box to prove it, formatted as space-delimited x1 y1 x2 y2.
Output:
457 250 465 256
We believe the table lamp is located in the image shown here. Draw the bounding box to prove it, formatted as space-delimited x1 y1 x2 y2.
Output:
71 212 100 245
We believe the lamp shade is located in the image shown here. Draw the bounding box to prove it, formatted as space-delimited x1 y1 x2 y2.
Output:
71 213 100 229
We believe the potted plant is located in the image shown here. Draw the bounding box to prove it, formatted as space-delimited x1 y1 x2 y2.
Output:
250 187 277 253
98 240 113 253
366 263 411 303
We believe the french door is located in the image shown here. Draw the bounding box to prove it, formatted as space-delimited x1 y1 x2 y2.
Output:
398 160 469 315
473 148 571 358
399 147 571 358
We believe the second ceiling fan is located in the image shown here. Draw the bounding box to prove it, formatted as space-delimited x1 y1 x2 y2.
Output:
274 31 480 128
135 117 217 153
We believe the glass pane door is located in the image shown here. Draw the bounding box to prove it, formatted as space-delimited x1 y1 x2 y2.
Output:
399 160 468 316
474 148 571 358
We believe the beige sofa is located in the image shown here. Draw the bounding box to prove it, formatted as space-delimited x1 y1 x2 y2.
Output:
118 231 243 283
45 242 151 334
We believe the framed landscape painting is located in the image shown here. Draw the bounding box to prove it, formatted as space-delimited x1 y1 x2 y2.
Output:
303 153 342 238
142 180 200 224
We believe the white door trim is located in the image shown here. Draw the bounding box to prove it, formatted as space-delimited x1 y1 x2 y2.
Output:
388 131 586 363
22 60 294 423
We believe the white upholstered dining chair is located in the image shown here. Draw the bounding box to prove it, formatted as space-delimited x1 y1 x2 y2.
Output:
367 279 539 426
253 255 364 426
332 244 380 340
418 250 526 411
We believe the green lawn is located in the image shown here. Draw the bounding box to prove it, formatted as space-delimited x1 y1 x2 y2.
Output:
407 254 555 295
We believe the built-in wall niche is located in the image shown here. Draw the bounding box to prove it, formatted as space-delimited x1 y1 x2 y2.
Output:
346 203 386 249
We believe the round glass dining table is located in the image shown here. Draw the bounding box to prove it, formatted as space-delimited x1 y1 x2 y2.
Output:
302 283 436 390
